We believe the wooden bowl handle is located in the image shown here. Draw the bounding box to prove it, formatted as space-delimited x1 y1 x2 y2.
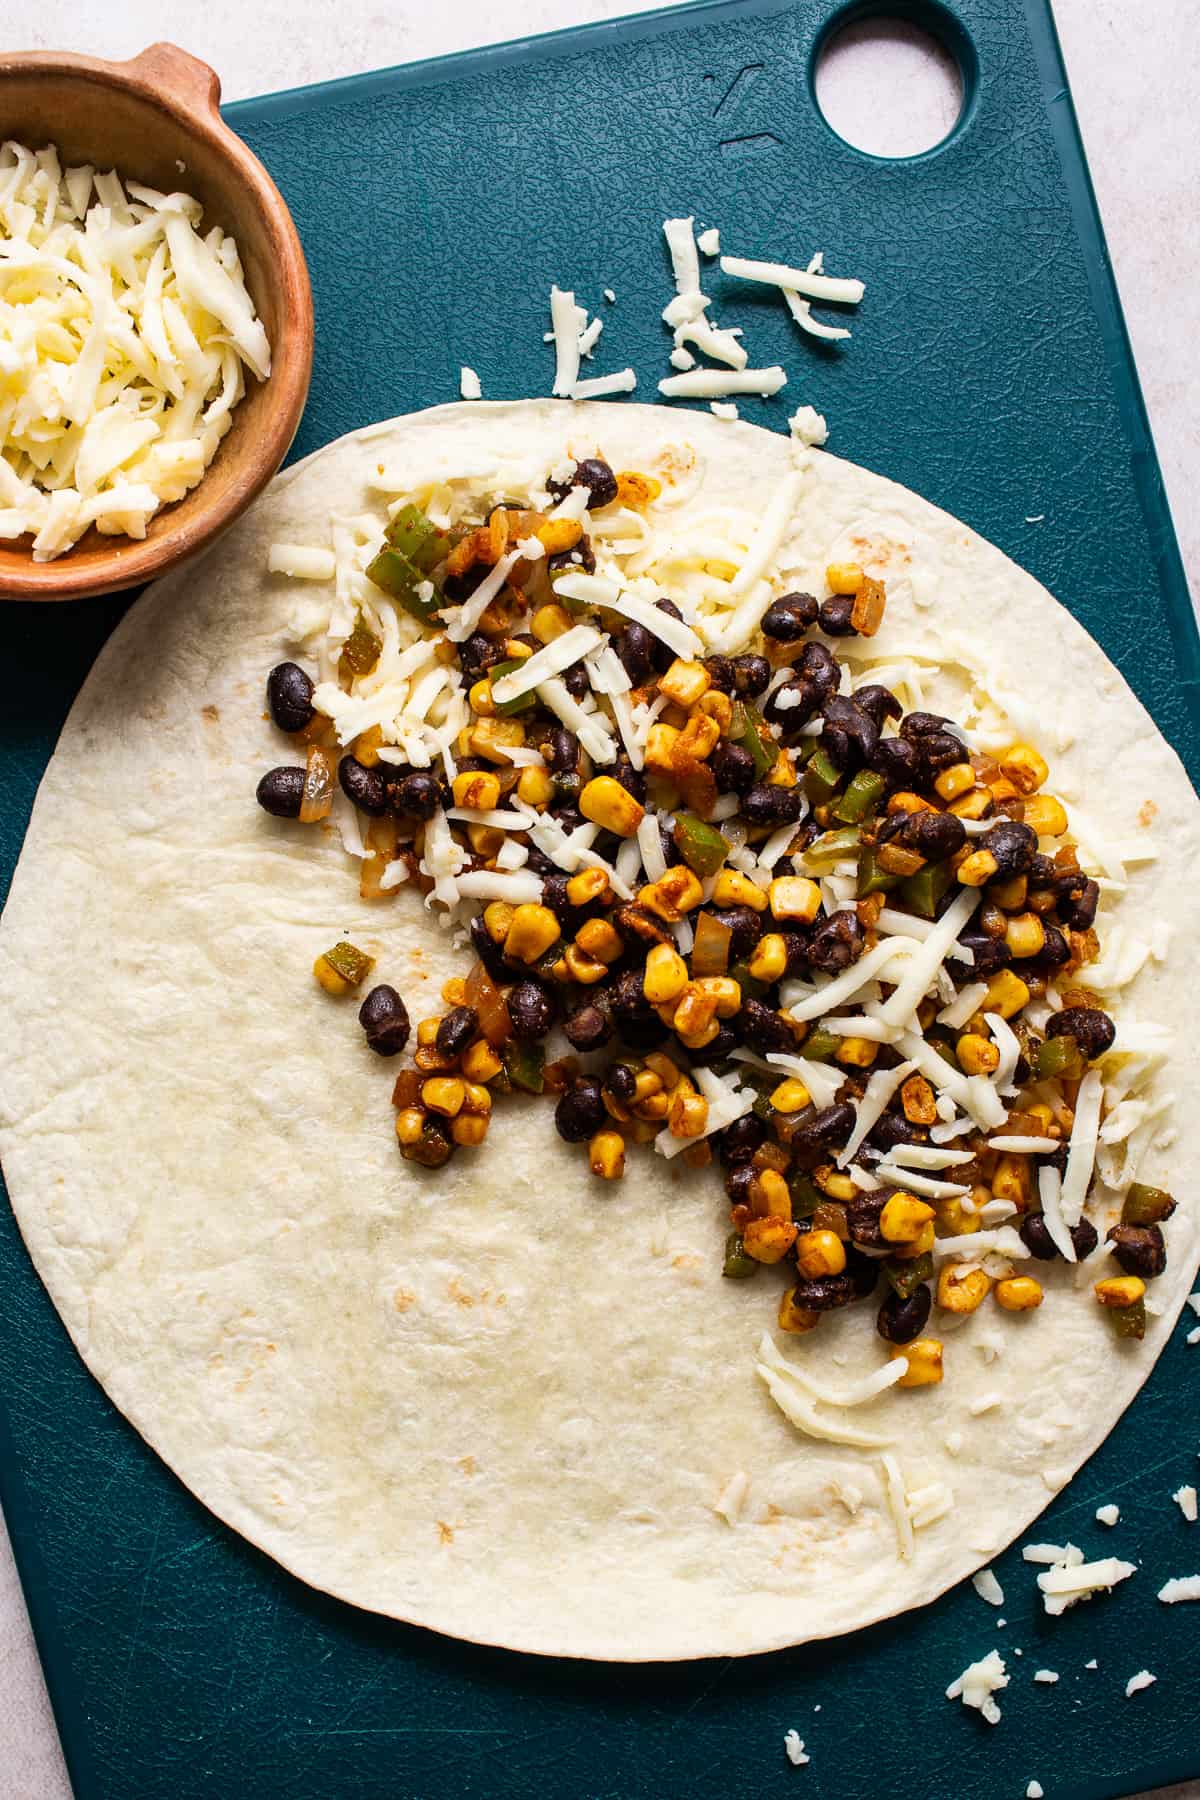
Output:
122 42 222 120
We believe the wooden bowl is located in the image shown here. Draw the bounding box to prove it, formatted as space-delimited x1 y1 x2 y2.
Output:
0 42 313 601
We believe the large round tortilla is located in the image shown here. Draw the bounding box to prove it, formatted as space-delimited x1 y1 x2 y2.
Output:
1 401 1196 1660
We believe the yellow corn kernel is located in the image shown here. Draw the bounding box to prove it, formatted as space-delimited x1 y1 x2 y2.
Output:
516 764 554 807
639 866 705 920
565 867 609 907
891 1339 944 1388
450 1113 489 1147
813 1164 857 1201
460 1082 493 1116
422 1077 465 1117
1000 743 1049 794
697 689 733 730
634 1090 670 1121
1025 1101 1057 1133
987 776 1022 806
698 975 742 1018
416 1017 442 1047
937 1264 992 1314
957 848 1000 887
825 561 863 594
1004 911 1046 959
893 1219 936 1259
644 942 689 1004
668 1090 709 1138
631 1069 664 1103
879 1192 936 1244
531 602 573 643
1095 1275 1146 1309
901 1073 937 1125
483 900 516 944
742 1214 798 1263
644 1052 682 1091
991 1153 1032 1210
437 979 466 1011
536 516 583 554
468 716 526 762
452 768 501 811
468 677 497 717
982 968 1031 1019
576 917 623 963
956 1032 1000 1076
461 1039 502 1083
949 788 993 821
770 1077 811 1115
778 1290 822 1335
466 824 505 860
887 791 936 816
503 902 562 963
769 875 822 923
673 711 722 763
1024 793 1069 837
765 749 797 789
614 470 661 507
580 774 644 838
795 1229 847 1279
995 1275 1043 1312
563 943 608 984
988 873 1028 910
836 1035 879 1068
644 722 681 774
658 658 711 707
351 725 384 767
937 1196 982 1236
934 762 976 802
711 868 769 912
589 1129 626 1179
312 942 375 996
394 1107 426 1147
748 933 789 983
672 983 720 1045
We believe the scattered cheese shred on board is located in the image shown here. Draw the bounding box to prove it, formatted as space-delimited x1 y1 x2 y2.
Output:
1157 1575 1200 1603
783 1730 809 1767
945 1649 1009 1724
1125 1670 1156 1697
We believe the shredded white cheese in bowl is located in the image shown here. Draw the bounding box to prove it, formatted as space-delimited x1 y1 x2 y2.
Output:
0 132 275 568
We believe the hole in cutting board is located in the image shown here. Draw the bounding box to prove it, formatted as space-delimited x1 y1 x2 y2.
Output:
814 13 965 157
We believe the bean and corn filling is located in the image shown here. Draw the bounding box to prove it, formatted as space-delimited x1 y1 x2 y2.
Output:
257 453 1176 1383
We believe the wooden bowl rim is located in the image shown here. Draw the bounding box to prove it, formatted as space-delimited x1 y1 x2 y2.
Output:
0 42 313 602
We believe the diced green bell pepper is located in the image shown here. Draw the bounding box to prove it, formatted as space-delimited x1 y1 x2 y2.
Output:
833 769 887 826
1122 1182 1176 1226
856 847 901 898
1105 1295 1146 1341
728 960 769 1001
884 1251 933 1299
365 545 441 621
723 1232 759 1278
385 503 444 571
486 658 539 715
788 1175 824 1218
1036 1035 1085 1082
802 1026 839 1062
339 616 382 676
804 826 862 868
731 702 779 778
503 1040 545 1094
803 747 841 806
673 812 730 878
898 859 952 920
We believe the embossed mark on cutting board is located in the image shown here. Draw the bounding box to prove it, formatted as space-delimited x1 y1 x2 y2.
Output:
703 63 782 157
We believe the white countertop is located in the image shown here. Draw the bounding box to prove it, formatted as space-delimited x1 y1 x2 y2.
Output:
2 2 1198 1794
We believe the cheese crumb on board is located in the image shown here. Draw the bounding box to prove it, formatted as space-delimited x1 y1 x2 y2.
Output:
459 366 482 400
789 403 829 446
710 401 739 420
658 366 787 399
1157 1574 1200 1602
1033 1669 1059 1684
783 1731 809 1767
1173 1485 1198 1522
946 1649 1008 1724
972 1569 1004 1607
697 226 720 255
1124 1670 1156 1697
1095 1504 1120 1526
1036 1555 1137 1615
1026 1783 1044 1798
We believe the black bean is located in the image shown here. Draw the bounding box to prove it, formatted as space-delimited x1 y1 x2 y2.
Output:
711 740 757 794
435 1005 480 1062
780 930 810 976
508 980 557 1042
1020 1214 1100 1260
798 641 840 699
703 653 737 693
742 782 804 827
606 1062 638 1104
458 632 506 684
562 662 590 700
256 766 305 818
1057 876 1099 930
573 458 620 509
548 535 596 579
1071 1217 1099 1258
852 684 903 729
266 661 315 733
612 903 672 948
896 808 966 860
846 1193 887 1249
554 1077 607 1142
793 1273 857 1310
688 1022 739 1064
762 592 819 642
918 732 968 776
807 909 865 973
540 875 576 928
524 846 558 877
651 599 685 671
844 1243 881 1299
1027 924 1071 974
611 969 668 1047
357 985 411 1056
982 818 1038 877
871 735 922 790
946 931 1011 983
547 727 579 773
563 1003 612 1052
395 770 441 819
900 711 954 740
877 1284 932 1343
1107 1223 1166 1278
731 653 771 698
616 621 656 683
612 754 647 804
790 1102 857 1156
707 905 763 960
718 1114 767 1164
338 754 389 816
818 594 858 636
736 997 794 1056
725 1162 756 1208
469 914 511 981
763 679 815 736
869 1112 928 1152
821 696 879 771
1046 1006 1116 1060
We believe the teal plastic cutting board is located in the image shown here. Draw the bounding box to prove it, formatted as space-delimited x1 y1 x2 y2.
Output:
2 2 1198 1796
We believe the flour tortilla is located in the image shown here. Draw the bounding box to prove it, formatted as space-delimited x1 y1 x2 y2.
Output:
1 400 1197 1661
